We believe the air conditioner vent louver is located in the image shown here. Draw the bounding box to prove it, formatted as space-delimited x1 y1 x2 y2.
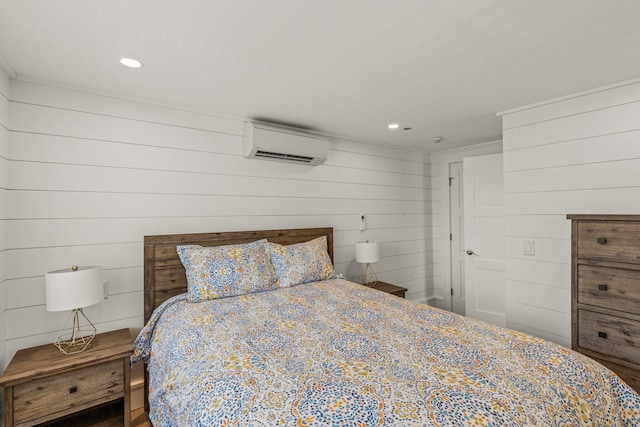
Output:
255 150 314 163
243 122 329 166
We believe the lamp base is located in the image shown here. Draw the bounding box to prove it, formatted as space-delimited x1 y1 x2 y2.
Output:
360 263 378 287
54 308 97 355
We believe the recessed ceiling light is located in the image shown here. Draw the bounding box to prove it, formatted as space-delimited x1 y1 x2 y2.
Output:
120 57 143 69
388 123 399 129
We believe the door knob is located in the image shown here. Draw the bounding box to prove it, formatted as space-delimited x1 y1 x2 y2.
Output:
466 250 479 256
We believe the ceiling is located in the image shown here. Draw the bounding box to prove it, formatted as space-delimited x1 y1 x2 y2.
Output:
1 1 639 153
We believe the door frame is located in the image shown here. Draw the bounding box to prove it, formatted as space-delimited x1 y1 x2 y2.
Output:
434 141 502 311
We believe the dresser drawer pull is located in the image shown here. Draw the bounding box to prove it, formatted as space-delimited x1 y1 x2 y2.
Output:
596 237 607 244
598 331 608 339
69 385 78 394
598 284 608 291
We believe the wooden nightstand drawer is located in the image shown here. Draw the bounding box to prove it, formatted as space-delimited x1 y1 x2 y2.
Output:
365 281 407 298
14 359 124 425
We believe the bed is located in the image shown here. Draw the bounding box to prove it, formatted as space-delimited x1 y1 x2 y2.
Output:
132 227 640 426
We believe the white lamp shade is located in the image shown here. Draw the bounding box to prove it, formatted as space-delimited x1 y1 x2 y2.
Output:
356 241 380 264
45 266 103 312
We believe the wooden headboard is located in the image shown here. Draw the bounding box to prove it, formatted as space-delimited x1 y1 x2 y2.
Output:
143 227 334 323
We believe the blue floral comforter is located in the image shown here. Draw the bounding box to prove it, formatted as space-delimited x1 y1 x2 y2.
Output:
132 279 640 426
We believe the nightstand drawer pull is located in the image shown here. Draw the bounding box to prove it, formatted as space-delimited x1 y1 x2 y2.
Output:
598 284 608 291
69 385 78 394
597 237 607 244
598 331 608 339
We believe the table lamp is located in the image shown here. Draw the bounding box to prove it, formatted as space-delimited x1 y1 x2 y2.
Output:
356 240 380 286
45 265 103 354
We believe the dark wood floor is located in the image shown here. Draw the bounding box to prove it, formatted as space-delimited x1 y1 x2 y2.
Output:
131 408 151 427
37 402 150 427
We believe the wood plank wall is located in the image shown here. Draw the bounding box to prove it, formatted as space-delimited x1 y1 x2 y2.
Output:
3 79 432 363
500 78 640 347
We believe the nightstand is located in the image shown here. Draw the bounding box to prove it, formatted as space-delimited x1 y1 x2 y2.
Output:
0 328 133 427
364 281 407 298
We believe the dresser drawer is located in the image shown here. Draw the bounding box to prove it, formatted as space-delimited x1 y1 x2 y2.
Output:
577 221 640 263
578 309 640 366
577 265 640 315
13 359 124 425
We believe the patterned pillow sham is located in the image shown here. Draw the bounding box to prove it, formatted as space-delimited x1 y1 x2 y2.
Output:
268 236 335 287
177 239 278 302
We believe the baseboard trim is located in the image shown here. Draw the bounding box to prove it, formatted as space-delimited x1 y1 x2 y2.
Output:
425 296 446 309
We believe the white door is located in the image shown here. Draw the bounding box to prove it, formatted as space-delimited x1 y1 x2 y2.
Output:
449 162 465 315
463 153 505 327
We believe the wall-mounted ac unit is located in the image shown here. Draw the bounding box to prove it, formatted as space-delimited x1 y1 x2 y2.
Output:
243 122 329 166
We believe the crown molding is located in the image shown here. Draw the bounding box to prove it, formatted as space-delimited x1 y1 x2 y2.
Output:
497 76 640 116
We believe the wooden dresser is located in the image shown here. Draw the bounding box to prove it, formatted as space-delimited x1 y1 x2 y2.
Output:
568 214 640 392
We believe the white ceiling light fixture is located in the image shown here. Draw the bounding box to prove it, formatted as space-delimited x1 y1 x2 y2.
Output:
120 57 143 69
388 123 400 130
432 136 444 143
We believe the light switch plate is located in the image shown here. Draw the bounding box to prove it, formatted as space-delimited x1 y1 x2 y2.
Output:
522 239 535 256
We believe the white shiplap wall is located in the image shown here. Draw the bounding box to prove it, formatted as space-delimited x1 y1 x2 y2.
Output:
0 67 10 381
500 77 640 347
0 65 9 423
4 79 432 362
